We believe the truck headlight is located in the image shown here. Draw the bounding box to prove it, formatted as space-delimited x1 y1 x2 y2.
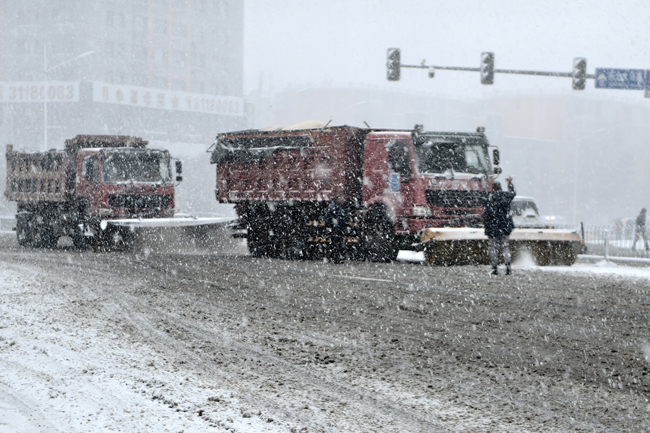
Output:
413 206 432 217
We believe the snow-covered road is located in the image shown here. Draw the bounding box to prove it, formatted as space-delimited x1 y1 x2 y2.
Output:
2 231 650 432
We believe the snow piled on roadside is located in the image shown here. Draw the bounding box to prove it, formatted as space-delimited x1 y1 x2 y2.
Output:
0 263 279 433
539 261 650 279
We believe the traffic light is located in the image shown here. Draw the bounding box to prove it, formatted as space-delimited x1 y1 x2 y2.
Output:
572 57 586 90
387 48 401 81
480 52 494 85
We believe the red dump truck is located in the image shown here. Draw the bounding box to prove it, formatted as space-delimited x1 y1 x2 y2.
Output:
211 123 507 261
5 135 182 249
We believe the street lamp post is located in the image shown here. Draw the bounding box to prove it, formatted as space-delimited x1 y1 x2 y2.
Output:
43 45 94 150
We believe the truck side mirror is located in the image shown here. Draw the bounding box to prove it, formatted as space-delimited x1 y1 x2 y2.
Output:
175 160 182 174
492 148 500 166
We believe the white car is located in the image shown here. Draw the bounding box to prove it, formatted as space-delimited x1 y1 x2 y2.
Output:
511 196 544 228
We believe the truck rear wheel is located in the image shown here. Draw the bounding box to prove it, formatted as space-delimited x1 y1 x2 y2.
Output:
247 219 271 258
72 230 89 250
365 207 398 262
32 221 57 249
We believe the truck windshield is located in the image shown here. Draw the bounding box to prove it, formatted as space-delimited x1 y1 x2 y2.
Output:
102 151 172 183
414 138 489 175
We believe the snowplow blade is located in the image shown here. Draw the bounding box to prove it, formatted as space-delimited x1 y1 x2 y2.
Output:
101 216 237 230
421 227 583 266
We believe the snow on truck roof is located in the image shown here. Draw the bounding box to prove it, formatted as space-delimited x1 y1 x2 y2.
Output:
65 135 148 152
217 122 488 138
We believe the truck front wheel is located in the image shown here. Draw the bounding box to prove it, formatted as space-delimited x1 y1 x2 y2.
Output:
32 219 57 249
16 215 34 247
364 207 398 262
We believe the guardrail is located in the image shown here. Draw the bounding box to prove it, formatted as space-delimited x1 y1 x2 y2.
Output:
550 223 650 263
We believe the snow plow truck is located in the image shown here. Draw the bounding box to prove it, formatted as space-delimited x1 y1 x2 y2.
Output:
5 135 232 250
210 122 582 264
4 135 184 249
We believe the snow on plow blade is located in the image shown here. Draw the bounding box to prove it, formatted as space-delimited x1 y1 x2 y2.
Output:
101 216 237 230
421 227 583 266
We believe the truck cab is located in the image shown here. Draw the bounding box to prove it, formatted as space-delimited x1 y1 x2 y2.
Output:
362 127 499 249
75 147 177 219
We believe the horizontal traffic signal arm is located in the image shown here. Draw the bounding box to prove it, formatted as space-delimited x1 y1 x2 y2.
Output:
400 63 595 79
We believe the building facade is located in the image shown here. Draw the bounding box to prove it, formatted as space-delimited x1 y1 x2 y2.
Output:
0 0 246 150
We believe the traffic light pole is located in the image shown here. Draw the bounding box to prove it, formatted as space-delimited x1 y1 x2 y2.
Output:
400 64 595 79
387 48 594 90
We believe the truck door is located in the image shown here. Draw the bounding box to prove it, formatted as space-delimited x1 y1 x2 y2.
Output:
363 137 412 211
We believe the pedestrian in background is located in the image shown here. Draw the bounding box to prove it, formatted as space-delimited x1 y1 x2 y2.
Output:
484 176 516 275
632 208 649 251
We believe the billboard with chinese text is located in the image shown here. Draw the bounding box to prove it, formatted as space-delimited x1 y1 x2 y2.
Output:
91 82 244 116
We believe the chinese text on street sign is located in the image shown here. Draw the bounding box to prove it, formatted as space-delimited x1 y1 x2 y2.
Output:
0 82 79 102
92 82 244 116
594 68 650 90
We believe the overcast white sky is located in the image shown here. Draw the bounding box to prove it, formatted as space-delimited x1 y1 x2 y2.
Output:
243 0 650 99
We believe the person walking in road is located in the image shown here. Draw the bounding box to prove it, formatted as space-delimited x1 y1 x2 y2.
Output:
484 176 516 275
632 208 649 251
325 194 350 263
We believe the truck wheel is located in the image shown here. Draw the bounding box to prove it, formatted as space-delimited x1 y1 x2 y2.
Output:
16 215 34 247
33 223 57 249
72 229 89 250
247 221 270 258
365 207 398 262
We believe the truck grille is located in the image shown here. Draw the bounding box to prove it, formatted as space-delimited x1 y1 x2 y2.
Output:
109 194 170 210
426 190 489 208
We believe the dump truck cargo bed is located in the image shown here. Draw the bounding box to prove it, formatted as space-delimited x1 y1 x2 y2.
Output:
212 125 369 204
4 146 72 203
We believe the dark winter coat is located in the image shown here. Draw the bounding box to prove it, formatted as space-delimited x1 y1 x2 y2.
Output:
636 212 646 230
484 183 516 238
325 200 349 233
